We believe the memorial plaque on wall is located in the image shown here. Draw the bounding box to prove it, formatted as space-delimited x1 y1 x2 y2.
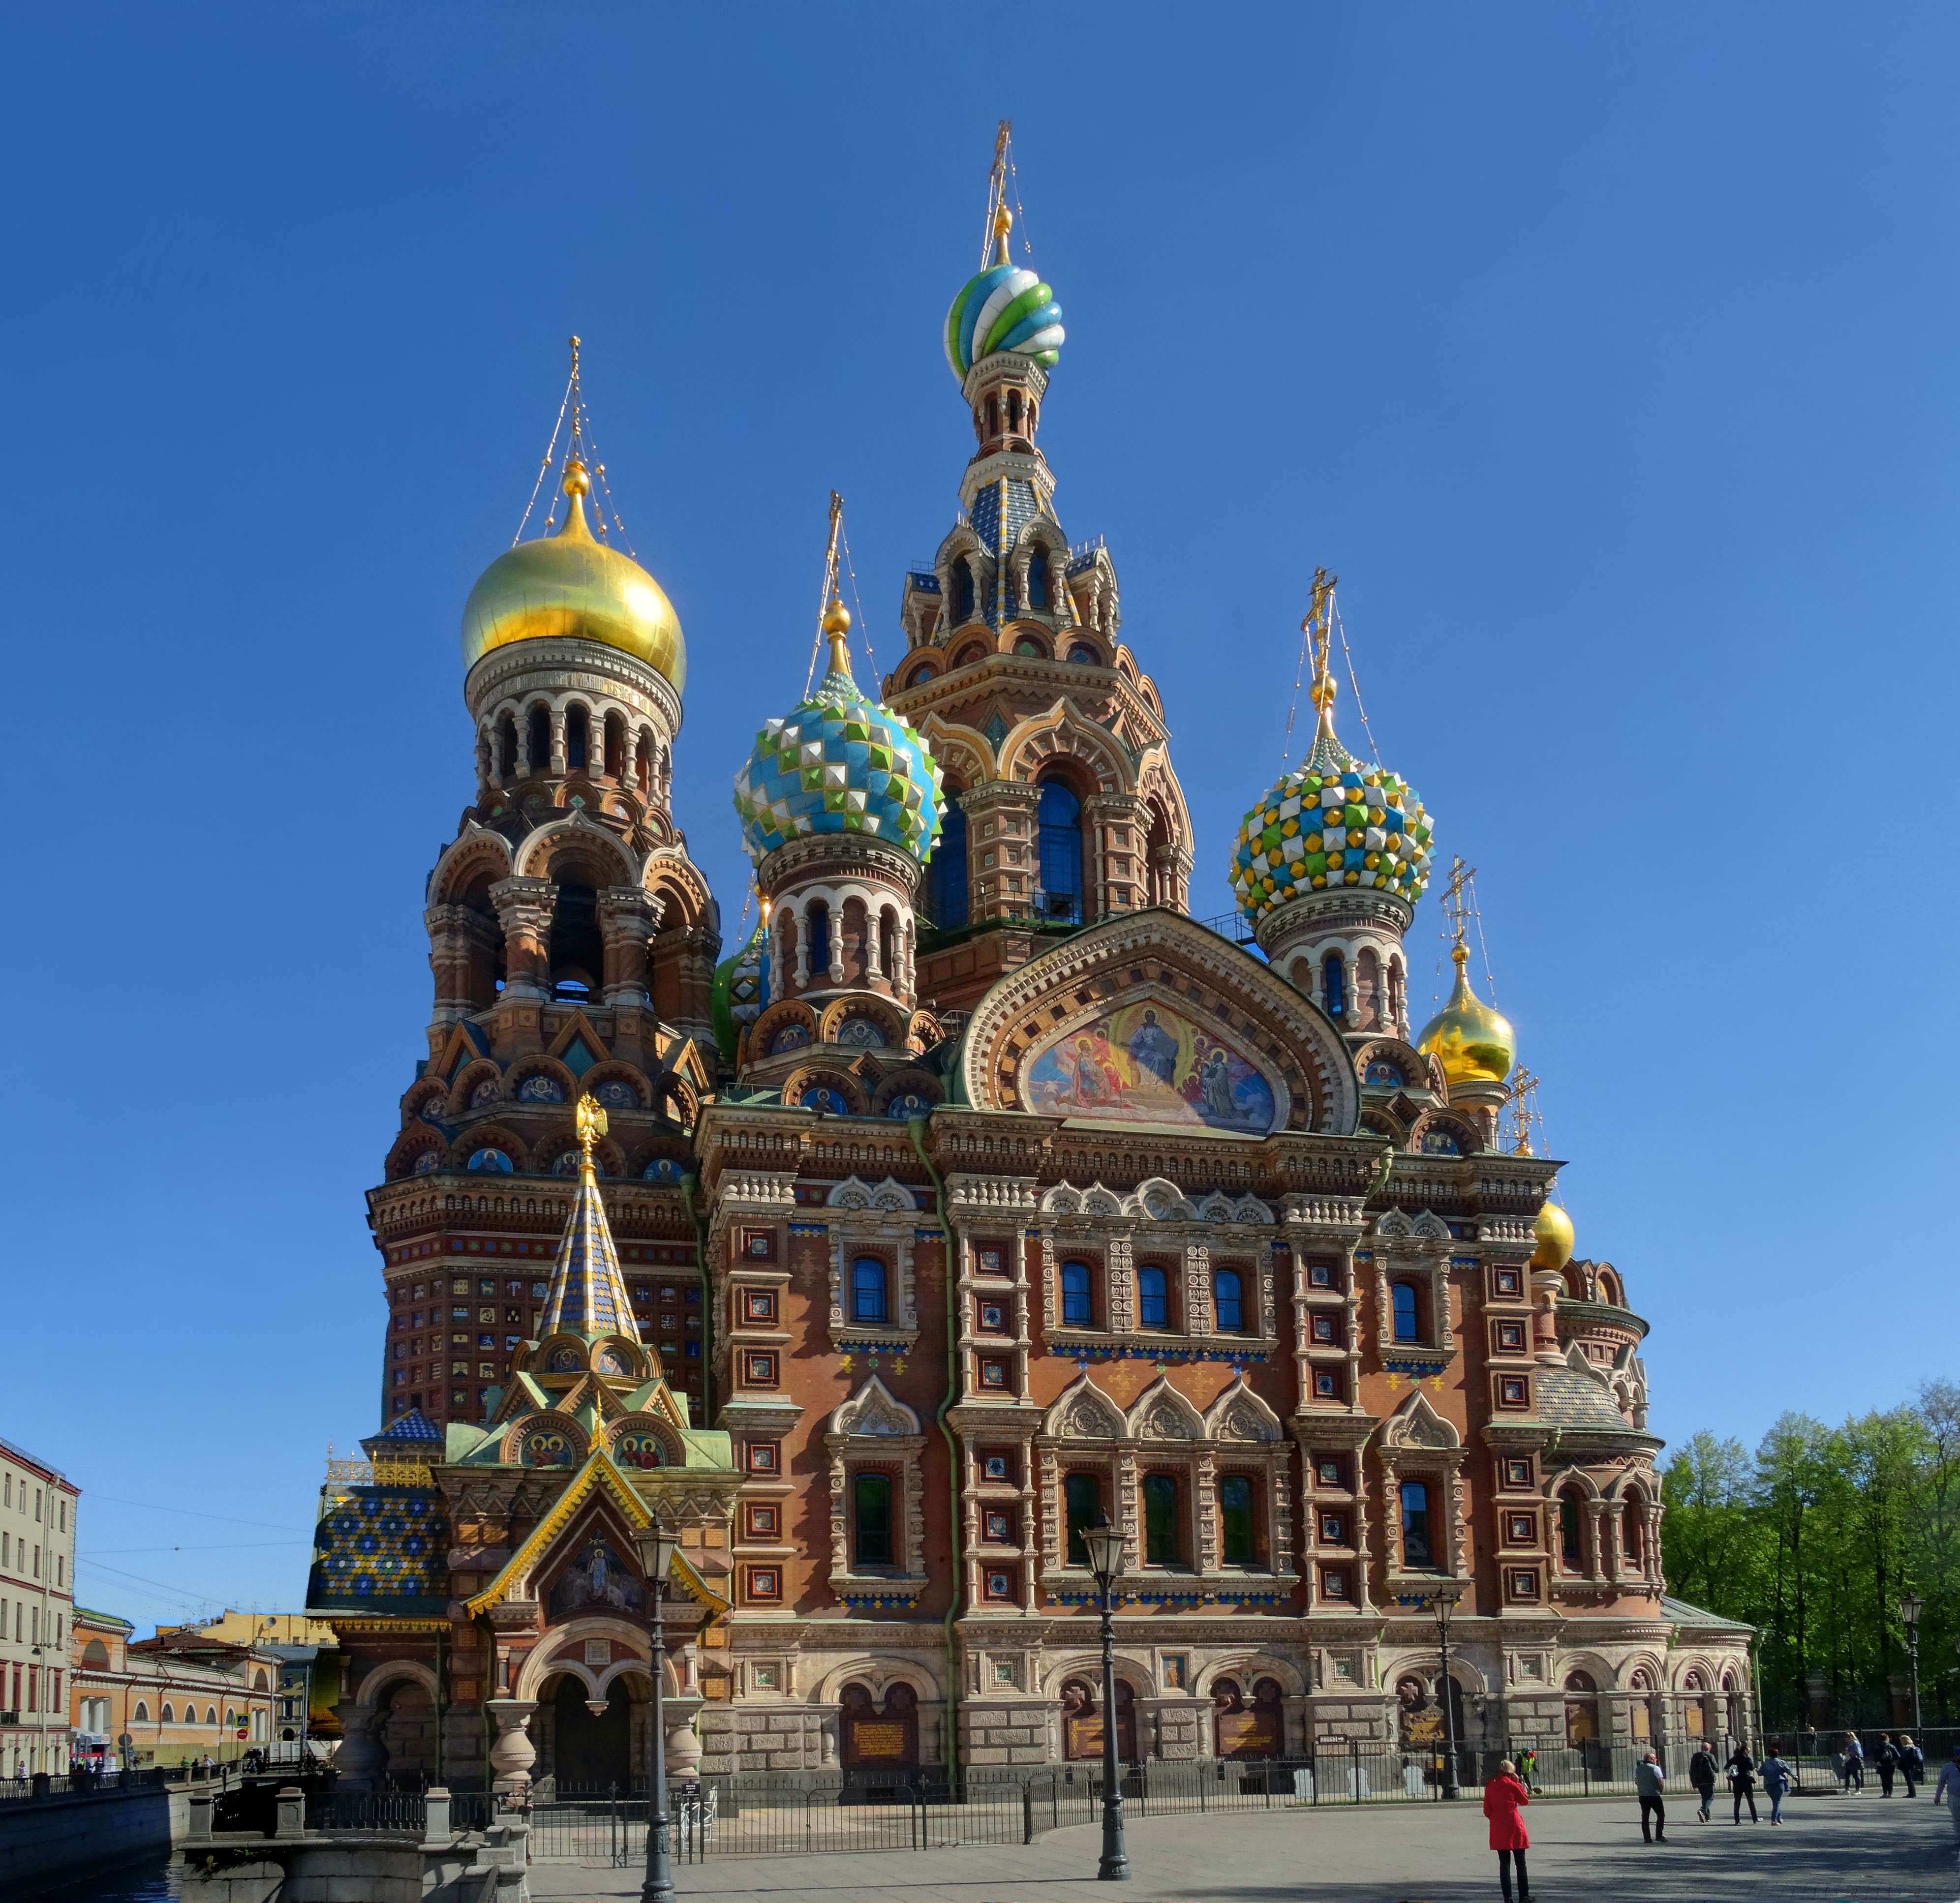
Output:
849 1720 909 1761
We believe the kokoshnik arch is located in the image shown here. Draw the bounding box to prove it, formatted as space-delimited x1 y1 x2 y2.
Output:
306 160 1749 1798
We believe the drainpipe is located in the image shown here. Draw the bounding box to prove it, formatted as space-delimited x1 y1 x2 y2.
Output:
683 1171 713 1425
908 1116 963 1784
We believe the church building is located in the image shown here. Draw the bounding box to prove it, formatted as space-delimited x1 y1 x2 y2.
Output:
306 157 1750 1798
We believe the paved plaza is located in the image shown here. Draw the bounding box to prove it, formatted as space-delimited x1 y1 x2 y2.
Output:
527 1792 1960 1903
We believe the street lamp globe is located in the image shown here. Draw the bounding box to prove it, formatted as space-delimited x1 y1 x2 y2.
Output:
1082 1521 1127 1589
1899 1594 1923 1630
634 1526 681 1586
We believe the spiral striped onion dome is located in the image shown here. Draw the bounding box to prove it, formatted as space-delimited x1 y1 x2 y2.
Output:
945 261 1065 379
1230 732 1434 924
733 603 945 868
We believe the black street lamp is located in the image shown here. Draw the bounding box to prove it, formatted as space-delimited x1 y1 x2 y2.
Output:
631 1524 683 1903
1428 1585 1466 1800
1081 1518 1130 1882
1899 1595 1924 1736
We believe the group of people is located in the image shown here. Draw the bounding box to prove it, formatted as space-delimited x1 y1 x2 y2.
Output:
1480 1738 1960 1896
1832 1729 1924 1796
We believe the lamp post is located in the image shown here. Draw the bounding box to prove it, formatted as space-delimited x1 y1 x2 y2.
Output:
1428 1585 1466 1800
631 1524 682 1903
1080 1518 1130 1882
1898 1595 1924 1736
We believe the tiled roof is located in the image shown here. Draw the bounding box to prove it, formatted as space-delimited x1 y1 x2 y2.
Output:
1660 1595 1754 1631
368 1407 443 1445
538 1155 642 1342
306 1483 450 1614
1529 1363 1629 1431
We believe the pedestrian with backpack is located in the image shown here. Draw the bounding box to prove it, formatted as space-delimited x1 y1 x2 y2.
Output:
1899 1735 1924 1798
1688 1742 1718 1821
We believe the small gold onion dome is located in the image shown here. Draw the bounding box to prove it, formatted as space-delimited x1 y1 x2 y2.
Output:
1414 943 1516 1087
460 459 686 691
1530 1199 1575 1271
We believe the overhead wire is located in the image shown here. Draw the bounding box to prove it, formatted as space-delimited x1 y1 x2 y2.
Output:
512 362 575 545
1331 597 1382 766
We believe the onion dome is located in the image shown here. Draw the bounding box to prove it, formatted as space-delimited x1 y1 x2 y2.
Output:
461 460 686 692
733 602 944 866
1530 1199 1575 1272
1415 943 1516 1087
944 207 1064 378
1231 757 1433 922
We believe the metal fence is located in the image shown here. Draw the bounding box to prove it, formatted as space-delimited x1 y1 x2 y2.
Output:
305 1790 501 1835
521 1747 1680 1864
0 1758 238 1803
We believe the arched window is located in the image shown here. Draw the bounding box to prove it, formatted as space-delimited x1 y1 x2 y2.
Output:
526 704 551 772
1060 1261 1093 1327
1622 1495 1645 1566
1142 1473 1181 1566
851 1257 888 1324
635 731 654 793
1027 547 1050 610
1137 1265 1168 1329
565 704 589 771
160 1703 175 1724
133 1702 149 1724
804 901 830 981
603 712 626 779
1323 952 1347 1019
1391 1282 1419 1343
1219 1474 1256 1567
1064 1472 1102 1565
1388 958 1405 1026
879 909 896 979
953 560 975 624
206 1706 219 1726
1400 1480 1433 1568
927 798 968 929
1037 778 1084 922
852 1472 894 1567
1213 1268 1244 1332
1068 643 1098 664
496 714 519 782
984 394 1000 439
1559 1491 1585 1572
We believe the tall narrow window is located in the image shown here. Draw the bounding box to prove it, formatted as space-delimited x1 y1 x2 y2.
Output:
1060 1261 1093 1327
1400 1480 1433 1569
1027 548 1050 609
851 1257 888 1324
928 799 968 929
1137 1265 1168 1329
566 704 589 771
1037 779 1084 921
1142 1473 1181 1566
1323 952 1347 1019
1560 1492 1584 1571
953 561 975 624
1622 1496 1645 1566
1219 1474 1256 1567
1064 1472 1102 1566
526 705 551 772
852 1473 893 1567
879 910 896 978
1392 1282 1419 1343
1213 1269 1244 1332
805 901 830 980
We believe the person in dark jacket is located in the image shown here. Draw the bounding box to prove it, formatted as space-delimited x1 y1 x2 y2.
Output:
1483 1759 1531 1902
1726 1745 1759 1822
1688 1744 1718 1821
1899 1735 1924 1798
1874 1734 1899 1796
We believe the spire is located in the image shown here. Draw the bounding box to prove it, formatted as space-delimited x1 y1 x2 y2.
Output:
1300 567 1353 774
537 1094 642 1342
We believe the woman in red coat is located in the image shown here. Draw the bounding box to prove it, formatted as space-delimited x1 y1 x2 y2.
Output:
1482 1759 1531 1902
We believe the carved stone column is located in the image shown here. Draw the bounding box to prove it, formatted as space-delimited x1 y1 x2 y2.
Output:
490 877 556 1001
665 1695 706 1778
330 1701 388 1791
598 887 664 1006
485 1697 538 1794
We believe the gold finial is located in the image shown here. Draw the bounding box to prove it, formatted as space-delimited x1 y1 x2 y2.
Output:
563 457 591 498
1440 855 1477 949
993 202 1013 266
823 596 853 677
1304 566 1340 733
575 1092 608 1175
555 455 593 541
1508 1066 1539 1155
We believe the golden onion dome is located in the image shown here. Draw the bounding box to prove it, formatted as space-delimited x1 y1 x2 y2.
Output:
1415 943 1516 1087
1530 1199 1575 1272
461 460 685 692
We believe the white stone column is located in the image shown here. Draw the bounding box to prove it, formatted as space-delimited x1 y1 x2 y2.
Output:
485 1698 538 1795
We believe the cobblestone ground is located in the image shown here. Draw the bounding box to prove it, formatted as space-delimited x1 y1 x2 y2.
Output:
527 1790 1960 1903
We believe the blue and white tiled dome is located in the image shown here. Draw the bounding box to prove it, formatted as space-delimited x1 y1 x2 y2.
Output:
733 605 945 868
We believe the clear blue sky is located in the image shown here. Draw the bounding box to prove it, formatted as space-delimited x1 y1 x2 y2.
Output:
3 5 1954 1633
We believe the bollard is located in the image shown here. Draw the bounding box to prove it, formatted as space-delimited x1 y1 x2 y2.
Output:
422 1785 451 1844
187 1791 215 1842
275 1785 306 1839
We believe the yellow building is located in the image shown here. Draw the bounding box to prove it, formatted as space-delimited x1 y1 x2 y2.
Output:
70 1611 280 1769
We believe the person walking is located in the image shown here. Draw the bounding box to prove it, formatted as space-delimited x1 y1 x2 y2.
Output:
1726 1744 1760 1823
1760 1748 1795 1824
1843 1731 1865 1792
1935 1748 1960 1851
1635 1750 1667 1842
1899 1735 1923 1799
1483 1756 1532 1902
1516 1745 1538 1793
1688 1742 1718 1821
1874 1733 1899 1797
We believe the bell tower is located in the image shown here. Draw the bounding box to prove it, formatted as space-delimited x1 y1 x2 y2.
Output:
884 127 1194 1017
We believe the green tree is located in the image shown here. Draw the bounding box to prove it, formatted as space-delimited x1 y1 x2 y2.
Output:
1660 1431 1761 1617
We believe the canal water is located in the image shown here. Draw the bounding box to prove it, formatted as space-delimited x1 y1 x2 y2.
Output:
29 1853 182 1902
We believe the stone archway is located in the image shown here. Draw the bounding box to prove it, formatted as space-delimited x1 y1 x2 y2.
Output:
541 1674 636 1795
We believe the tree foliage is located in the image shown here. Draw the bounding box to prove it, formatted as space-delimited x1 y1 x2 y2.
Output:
1661 1381 1960 1728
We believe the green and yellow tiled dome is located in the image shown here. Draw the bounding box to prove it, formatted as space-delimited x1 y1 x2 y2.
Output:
733 602 944 869
1230 754 1433 923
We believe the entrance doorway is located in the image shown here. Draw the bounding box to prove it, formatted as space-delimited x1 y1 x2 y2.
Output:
550 1676 632 1793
